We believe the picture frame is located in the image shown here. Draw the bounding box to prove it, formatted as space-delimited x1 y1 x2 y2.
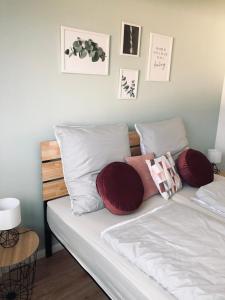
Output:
118 69 139 100
61 26 110 75
120 22 141 57
146 33 173 81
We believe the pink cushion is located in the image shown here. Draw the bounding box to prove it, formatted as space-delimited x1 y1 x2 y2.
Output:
96 162 144 215
126 154 158 200
177 149 214 187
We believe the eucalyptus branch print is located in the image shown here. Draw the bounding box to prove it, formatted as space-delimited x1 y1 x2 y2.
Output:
65 37 106 62
121 75 136 98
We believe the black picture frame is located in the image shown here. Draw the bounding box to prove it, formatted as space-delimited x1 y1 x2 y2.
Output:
120 22 141 56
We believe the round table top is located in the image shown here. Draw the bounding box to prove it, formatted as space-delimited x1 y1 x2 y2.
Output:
0 227 39 268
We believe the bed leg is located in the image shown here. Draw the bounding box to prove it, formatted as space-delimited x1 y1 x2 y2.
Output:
44 201 52 257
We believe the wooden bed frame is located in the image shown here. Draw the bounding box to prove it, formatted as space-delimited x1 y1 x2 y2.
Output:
40 131 140 257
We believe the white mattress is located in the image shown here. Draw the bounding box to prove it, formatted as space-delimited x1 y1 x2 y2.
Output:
47 182 224 300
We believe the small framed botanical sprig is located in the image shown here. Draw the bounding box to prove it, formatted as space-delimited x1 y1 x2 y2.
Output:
118 69 139 100
61 26 110 75
120 22 141 56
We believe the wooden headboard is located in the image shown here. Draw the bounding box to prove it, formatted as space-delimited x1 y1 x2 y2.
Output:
41 131 140 201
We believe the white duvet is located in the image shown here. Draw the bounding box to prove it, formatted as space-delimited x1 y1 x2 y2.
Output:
102 202 225 300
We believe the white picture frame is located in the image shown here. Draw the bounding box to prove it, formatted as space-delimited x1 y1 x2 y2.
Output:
118 69 139 100
146 33 173 81
61 26 110 75
120 22 141 57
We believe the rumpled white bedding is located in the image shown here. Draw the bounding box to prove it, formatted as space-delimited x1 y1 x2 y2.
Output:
192 177 225 217
101 202 225 300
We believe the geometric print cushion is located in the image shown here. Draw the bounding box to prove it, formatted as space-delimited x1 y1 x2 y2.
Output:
146 152 182 200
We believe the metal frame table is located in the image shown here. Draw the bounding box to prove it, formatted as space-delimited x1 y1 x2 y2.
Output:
0 228 39 300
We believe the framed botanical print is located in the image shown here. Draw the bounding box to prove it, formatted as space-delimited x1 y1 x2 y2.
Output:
118 69 139 99
61 26 110 75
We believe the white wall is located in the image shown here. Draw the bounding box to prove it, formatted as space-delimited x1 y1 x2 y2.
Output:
215 77 225 168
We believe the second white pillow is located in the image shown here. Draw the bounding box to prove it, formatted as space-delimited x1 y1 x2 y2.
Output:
135 117 188 158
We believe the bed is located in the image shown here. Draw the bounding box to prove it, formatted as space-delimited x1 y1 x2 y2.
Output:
47 194 173 300
40 131 225 300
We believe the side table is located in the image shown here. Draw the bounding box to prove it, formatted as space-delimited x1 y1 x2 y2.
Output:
0 228 39 300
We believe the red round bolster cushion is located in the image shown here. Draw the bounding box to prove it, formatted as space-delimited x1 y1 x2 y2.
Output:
177 149 214 187
96 162 144 215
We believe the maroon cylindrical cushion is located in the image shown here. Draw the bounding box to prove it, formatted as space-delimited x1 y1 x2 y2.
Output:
177 149 214 187
96 162 144 215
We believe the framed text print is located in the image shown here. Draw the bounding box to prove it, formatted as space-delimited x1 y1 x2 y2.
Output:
118 69 139 100
120 22 141 57
61 26 110 75
146 33 173 81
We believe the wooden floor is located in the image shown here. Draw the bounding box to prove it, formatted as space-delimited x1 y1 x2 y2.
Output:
32 249 109 300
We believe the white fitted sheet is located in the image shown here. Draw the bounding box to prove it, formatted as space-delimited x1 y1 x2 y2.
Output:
47 182 224 300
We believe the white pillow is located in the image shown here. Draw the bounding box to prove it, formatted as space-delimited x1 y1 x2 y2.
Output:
54 123 131 215
135 117 188 158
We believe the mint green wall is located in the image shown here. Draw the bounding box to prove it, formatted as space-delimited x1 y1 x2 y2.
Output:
1 0 225 248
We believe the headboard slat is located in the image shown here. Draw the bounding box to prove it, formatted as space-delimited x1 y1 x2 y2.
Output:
43 179 68 201
41 130 141 201
41 141 61 162
129 131 140 147
42 160 63 182
130 146 141 156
